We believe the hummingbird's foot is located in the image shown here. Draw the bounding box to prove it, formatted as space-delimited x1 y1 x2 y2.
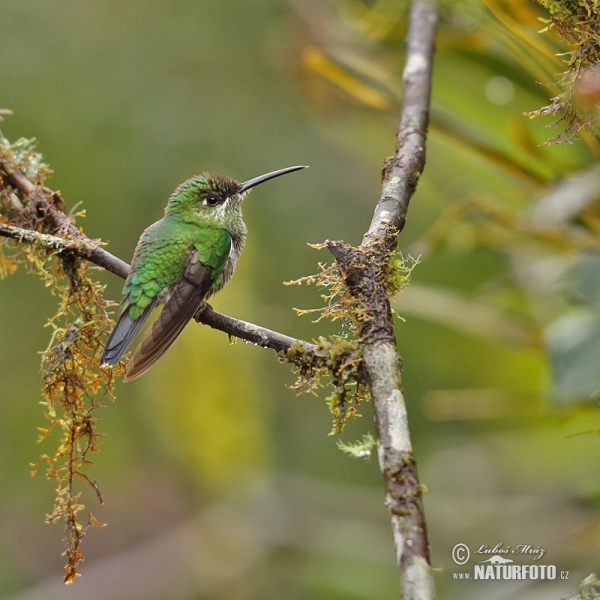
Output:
193 301 210 321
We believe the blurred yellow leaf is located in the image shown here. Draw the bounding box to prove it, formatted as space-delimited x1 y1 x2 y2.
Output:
303 47 393 111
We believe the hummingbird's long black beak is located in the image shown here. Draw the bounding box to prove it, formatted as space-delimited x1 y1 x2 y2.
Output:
239 165 308 193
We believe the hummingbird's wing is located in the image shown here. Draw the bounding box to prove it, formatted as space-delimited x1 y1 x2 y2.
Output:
123 249 217 382
100 297 160 368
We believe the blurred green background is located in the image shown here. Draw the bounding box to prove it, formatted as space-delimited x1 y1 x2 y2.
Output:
1 0 600 598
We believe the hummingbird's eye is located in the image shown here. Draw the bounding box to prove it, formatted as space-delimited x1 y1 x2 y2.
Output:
204 196 220 207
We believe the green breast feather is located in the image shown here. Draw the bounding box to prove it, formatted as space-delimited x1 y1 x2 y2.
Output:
122 220 231 321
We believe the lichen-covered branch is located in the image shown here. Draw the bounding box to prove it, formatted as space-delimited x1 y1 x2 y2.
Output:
0 222 131 278
0 223 312 356
325 2 437 598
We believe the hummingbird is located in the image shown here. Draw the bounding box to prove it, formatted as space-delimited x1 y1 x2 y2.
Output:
101 165 307 382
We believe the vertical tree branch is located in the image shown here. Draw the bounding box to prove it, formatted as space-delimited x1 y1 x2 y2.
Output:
364 1 435 245
328 2 437 598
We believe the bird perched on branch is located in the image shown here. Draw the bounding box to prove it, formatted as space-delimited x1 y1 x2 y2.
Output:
101 165 307 381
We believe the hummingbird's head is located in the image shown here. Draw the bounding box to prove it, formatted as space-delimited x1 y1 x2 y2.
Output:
165 166 307 225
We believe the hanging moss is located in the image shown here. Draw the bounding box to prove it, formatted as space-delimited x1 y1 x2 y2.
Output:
284 232 417 433
528 1 600 143
1 132 122 583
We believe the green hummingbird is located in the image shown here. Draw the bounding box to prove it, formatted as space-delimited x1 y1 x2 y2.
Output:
101 165 307 382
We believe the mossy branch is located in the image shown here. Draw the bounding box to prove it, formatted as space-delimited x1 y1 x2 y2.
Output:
0 227 314 357
286 336 369 434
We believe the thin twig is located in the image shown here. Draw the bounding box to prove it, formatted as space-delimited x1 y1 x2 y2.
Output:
326 2 437 598
194 305 316 353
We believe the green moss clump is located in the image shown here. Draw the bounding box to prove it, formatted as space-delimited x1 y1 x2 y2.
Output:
1 131 120 583
528 0 600 143
285 233 416 433
287 336 369 434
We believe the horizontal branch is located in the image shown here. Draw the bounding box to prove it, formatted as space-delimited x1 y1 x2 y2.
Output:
196 305 316 353
0 223 130 278
0 222 314 355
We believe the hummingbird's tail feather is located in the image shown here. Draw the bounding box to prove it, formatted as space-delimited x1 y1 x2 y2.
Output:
101 299 159 367
123 260 214 382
